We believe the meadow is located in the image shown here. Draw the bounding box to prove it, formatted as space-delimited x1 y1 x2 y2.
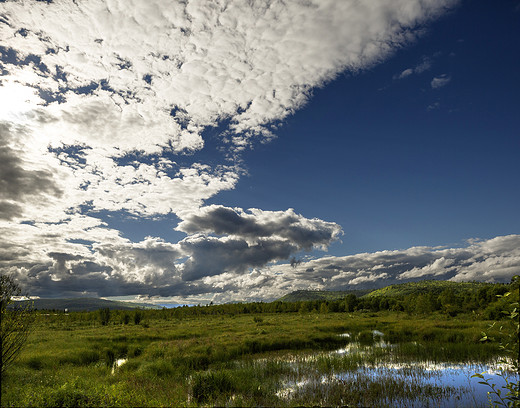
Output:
1 280 518 407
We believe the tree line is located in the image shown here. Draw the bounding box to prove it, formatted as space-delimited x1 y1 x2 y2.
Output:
29 279 517 326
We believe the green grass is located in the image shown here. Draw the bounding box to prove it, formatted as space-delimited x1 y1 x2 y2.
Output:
0 310 506 407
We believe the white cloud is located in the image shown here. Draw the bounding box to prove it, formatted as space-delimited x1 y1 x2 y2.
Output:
3 231 518 302
395 56 432 79
0 0 463 299
398 68 414 79
431 74 451 89
0 0 458 225
1 0 458 153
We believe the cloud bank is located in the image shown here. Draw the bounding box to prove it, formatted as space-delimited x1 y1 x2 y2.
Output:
4 233 519 303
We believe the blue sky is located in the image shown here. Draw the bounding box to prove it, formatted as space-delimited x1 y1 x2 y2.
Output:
209 0 520 256
1 0 519 303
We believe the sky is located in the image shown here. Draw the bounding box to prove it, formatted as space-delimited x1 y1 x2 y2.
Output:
1 0 519 304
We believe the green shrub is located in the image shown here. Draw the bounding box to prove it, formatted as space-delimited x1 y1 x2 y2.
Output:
122 313 130 325
133 310 142 325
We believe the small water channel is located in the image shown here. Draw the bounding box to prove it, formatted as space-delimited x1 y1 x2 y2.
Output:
245 331 517 407
111 357 127 374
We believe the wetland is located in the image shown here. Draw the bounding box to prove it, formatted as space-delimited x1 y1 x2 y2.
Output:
1 279 518 407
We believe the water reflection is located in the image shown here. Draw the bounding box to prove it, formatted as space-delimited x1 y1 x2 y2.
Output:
111 357 127 374
262 334 517 407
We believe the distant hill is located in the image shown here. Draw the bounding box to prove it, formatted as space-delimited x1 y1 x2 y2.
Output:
362 280 499 298
10 297 162 312
278 289 371 302
278 281 502 303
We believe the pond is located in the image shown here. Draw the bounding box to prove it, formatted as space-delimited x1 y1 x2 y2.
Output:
238 331 517 407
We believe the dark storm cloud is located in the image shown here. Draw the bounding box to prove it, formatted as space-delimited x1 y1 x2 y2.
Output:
177 205 342 250
4 250 219 299
0 122 62 218
180 234 298 281
0 200 22 220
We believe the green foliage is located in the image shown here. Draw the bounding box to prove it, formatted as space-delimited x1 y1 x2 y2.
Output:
319 302 329 314
121 313 130 325
473 276 519 407
1 274 34 377
278 289 370 302
133 310 142 325
364 280 500 298
99 308 111 326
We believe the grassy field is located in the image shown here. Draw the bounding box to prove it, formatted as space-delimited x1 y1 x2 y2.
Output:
1 309 509 407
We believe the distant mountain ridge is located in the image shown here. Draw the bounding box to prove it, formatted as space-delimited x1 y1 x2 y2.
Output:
11 297 161 312
363 280 498 298
278 289 371 302
278 280 503 302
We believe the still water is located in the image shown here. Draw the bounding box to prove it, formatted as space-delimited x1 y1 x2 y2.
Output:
269 332 517 407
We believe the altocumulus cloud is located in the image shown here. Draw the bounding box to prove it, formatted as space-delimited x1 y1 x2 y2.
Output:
0 0 469 300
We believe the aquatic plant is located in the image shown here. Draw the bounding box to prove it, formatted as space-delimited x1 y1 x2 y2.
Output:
473 276 519 407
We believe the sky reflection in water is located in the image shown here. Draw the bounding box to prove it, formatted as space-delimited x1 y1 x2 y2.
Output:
272 334 517 407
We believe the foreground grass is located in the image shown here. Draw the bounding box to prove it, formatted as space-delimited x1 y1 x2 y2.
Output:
1 311 503 407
